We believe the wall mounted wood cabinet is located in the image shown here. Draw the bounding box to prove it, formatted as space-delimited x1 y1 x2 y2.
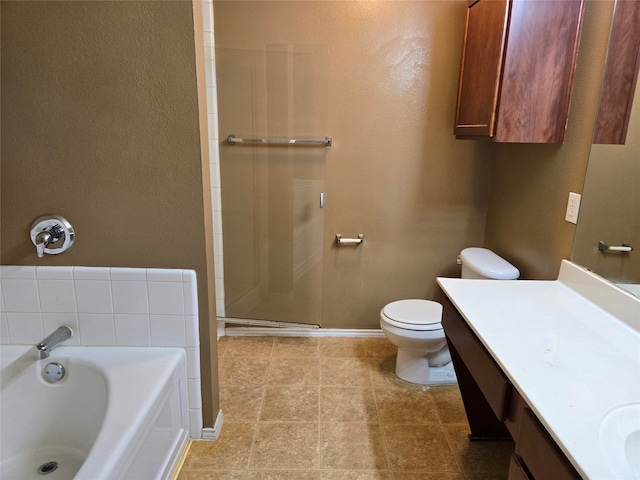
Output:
454 0 585 143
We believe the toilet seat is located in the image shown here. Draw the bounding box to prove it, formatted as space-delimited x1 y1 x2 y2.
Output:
381 299 443 331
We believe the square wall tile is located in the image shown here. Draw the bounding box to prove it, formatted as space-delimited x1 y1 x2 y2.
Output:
36 266 73 280
203 30 214 50
73 267 110 280
150 315 186 347
1 312 10 343
201 0 213 33
185 315 199 348
114 314 151 346
189 409 203 439
183 270 196 283
78 313 116 345
184 283 198 316
6 312 44 344
75 280 113 314
38 279 77 313
214 277 224 298
112 281 149 314
186 346 201 378
42 313 80 346
188 378 203 409
147 269 183 282
2 279 40 312
0 266 36 279
148 282 184 315
110 268 146 281
206 85 216 112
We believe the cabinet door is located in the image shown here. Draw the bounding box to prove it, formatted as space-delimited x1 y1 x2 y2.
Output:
495 0 584 142
454 0 509 138
516 409 582 480
442 300 511 425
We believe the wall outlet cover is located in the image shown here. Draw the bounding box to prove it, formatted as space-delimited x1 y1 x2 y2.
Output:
565 192 581 224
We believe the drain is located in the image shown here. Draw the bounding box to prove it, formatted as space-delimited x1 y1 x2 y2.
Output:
38 461 58 475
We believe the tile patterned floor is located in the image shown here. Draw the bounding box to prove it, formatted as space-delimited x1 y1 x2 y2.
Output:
178 336 514 480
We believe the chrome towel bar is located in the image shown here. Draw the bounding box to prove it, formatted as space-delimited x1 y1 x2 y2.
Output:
598 241 633 252
227 135 332 147
335 234 364 246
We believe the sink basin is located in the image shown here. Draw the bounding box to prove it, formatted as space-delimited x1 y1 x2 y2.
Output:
599 403 640 479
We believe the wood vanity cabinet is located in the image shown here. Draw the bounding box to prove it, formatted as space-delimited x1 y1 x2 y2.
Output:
453 0 585 143
441 297 582 480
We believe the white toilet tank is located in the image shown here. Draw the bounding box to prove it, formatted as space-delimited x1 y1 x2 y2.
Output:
459 247 520 280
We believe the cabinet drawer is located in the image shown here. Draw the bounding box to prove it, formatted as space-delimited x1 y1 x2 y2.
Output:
442 305 510 420
516 409 581 480
505 387 527 439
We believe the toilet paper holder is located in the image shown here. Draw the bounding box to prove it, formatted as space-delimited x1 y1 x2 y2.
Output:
598 241 633 252
335 234 364 246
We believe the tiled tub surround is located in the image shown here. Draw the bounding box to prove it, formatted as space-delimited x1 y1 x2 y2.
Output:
0 265 203 438
2 344 188 479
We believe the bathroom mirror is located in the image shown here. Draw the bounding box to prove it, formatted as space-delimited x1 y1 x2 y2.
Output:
572 0 640 296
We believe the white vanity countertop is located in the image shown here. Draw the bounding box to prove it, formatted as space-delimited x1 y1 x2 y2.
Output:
437 261 640 480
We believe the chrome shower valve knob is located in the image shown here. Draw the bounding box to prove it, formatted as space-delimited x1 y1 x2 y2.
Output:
30 215 75 258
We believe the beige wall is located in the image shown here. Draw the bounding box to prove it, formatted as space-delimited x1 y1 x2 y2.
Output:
483 1 616 280
214 1 497 329
1 1 219 425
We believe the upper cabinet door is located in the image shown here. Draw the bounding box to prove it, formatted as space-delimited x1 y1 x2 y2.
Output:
454 0 509 139
454 0 585 143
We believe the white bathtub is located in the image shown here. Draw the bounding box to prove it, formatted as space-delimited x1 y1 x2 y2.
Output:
0 345 189 480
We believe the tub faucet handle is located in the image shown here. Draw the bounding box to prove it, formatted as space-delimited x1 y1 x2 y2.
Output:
30 215 75 258
34 226 63 258
35 231 51 258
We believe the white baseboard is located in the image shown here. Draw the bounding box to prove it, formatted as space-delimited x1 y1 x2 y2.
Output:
201 410 224 440
217 320 226 339
224 327 385 337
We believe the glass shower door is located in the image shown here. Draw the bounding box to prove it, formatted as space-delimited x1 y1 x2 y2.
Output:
216 44 329 325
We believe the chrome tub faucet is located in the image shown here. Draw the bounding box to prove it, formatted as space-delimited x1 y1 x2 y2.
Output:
36 326 73 360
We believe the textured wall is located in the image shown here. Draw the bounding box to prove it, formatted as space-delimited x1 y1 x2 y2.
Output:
1 1 218 425
214 1 496 329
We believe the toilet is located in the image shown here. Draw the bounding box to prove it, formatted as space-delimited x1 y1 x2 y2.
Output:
380 247 520 385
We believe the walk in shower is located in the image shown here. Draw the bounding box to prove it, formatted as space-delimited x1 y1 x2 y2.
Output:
215 44 330 326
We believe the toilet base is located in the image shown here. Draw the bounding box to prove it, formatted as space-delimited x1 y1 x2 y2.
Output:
395 348 457 385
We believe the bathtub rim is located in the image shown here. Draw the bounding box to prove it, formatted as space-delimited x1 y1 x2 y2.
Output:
0 344 190 480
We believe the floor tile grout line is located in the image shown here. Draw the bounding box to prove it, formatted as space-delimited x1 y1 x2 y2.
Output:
317 382 322 470
440 420 466 476
372 382 394 472
245 350 270 471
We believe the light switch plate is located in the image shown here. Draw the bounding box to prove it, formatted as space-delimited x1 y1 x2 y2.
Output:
565 192 581 224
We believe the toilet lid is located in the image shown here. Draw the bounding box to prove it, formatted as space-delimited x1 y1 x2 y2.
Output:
382 300 443 328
